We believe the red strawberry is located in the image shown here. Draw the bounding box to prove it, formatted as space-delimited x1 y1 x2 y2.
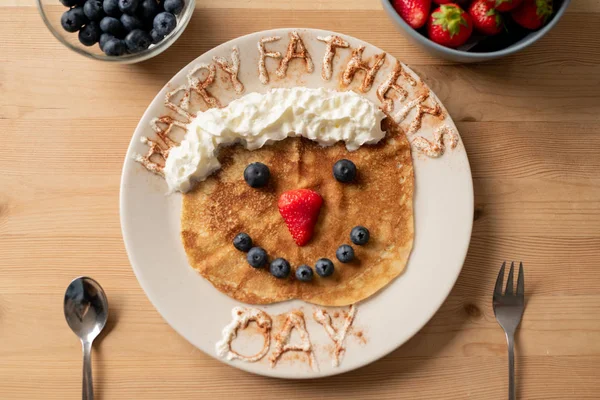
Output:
427 4 473 48
488 0 523 12
392 0 432 29
278 189 323 246
511 0 553 30
433 0 453 4
469 0 503 35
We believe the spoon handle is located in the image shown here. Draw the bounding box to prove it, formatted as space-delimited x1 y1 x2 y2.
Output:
82 340 93 400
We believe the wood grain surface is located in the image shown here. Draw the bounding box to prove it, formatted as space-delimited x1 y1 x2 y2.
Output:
1 0 600 398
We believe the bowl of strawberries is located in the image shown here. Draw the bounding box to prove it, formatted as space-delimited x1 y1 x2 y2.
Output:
382 0 571 62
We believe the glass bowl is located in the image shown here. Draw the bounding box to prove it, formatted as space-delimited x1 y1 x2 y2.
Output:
36 0 195 63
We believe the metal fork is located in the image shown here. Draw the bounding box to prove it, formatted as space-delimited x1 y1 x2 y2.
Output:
493 261 525 400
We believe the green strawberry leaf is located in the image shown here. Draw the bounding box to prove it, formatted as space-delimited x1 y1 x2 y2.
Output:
495 13 502 27
432 4 468 37
535 0 554 23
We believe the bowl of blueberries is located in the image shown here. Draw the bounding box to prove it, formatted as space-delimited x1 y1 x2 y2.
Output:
37 0 194 62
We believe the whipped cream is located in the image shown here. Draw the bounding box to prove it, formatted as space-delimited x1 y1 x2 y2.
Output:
163 87 387 192
314 305 356 367
269 311 318 371
216 307 272 363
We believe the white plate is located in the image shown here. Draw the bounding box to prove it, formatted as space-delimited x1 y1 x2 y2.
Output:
120 28 473 378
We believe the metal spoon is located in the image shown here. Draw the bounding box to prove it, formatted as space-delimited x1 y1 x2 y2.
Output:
64 277 109 400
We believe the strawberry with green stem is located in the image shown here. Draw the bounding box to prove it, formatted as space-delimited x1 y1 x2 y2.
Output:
427 3 473 48
470 0 503 36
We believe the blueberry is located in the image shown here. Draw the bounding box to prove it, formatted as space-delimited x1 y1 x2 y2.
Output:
247 247 267 268
103 0 120 17
83 0 105 20
150 29 164 44
61 7 88 33
336 245 354 263
60 0 85 7
99 33 115 50
120 13 143 31
119 0 139 14
78 22 101 46
333 159 357 183
163 0 183 15
243 162 270 188
153 11 176 37
124 29 152 52
315 258 335 277
296 265 314 282
100 16 125 37
138 0 160 25
102 38 127 56
270 258 291 279
350 226 370 245
233 233 252 252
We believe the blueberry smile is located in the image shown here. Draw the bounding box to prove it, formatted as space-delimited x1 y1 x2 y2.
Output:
232 227 370 282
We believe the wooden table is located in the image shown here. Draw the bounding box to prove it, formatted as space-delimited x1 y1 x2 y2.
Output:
2 0 600 398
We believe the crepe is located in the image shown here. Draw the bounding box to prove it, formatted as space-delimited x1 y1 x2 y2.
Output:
180 117 414 306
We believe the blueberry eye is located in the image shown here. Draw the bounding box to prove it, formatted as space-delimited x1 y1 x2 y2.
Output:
244 162 270 188
333 159 357 183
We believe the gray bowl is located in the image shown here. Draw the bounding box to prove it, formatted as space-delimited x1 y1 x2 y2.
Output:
381 0 571 62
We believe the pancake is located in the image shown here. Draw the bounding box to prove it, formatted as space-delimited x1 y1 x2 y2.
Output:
180 117 413 306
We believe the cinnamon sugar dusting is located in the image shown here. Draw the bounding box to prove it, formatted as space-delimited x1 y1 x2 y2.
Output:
150 115 187 137
187 63 221 109
216 307 272 363
317 35 349 81
270 310 318 371
275 31 314 79
341 46 386 93
353 330 367 345
165 85 194 121
394 92 443 135
164 63 220 120
134 116 182 176
313 305 356 367
258 36 281 85
377 61 417 113
412 125 459 158
213 46 244 94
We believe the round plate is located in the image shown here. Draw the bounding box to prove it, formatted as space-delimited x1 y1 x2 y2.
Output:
120 28 473 378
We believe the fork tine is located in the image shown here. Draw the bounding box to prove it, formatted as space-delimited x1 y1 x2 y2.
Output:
494 261 506 297
517 262 524 296
505 261 515 295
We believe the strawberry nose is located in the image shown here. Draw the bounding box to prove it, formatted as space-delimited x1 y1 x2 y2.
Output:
277 189 323 246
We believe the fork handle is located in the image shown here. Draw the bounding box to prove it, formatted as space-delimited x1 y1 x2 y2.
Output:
506 333 516 400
